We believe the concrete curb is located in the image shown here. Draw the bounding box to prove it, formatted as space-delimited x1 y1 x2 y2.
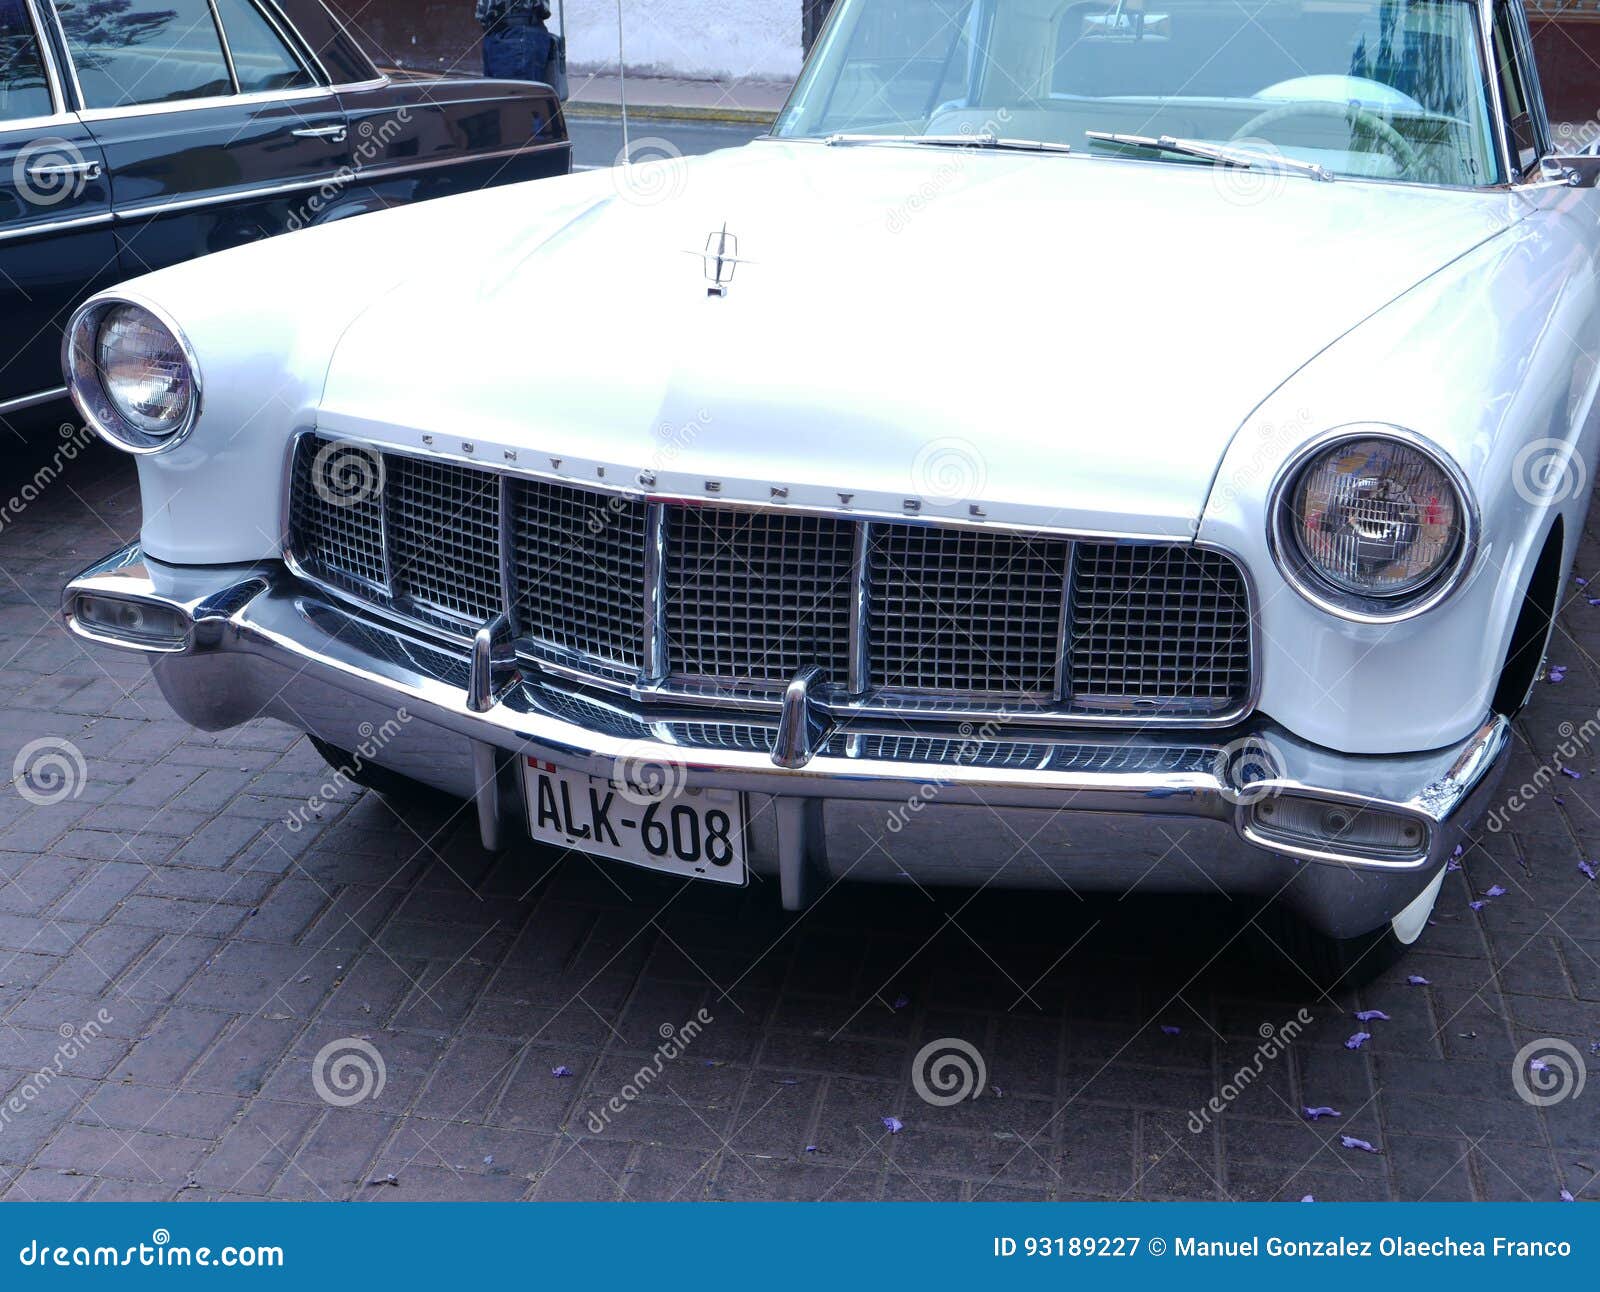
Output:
564 101 778 126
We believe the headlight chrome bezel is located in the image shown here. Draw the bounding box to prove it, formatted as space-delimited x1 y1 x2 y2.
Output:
1267 426 1478 623
64 296 202 455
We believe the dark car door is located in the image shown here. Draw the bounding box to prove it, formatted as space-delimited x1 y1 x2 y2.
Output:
46 0 352 277
0 0 114 412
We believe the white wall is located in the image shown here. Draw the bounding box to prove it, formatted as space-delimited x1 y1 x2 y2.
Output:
557 0 803 80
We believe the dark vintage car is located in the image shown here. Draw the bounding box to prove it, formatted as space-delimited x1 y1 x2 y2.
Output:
0 0 568 419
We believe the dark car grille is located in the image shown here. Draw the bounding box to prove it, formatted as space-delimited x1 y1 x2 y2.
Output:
287 436 1253 721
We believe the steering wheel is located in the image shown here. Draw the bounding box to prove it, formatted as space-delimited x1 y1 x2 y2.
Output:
1231 100 1420 174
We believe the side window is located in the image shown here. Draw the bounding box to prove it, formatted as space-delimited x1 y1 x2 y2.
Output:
1492 7 1541 174
0 0 54 121
212 0 314 94
56 0 233 109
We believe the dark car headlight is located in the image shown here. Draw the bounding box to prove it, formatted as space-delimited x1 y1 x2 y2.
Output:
65 299 201 454
1270 429 1476 620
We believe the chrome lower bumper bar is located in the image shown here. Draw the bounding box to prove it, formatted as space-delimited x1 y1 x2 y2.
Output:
63 545 1513 937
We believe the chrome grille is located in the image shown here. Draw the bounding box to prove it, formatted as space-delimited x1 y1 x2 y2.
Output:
286 436 1254 723
288 440 388 594
664 507 855 687
871 525 1065 697
386 454 504 633
1069 545 1252 709
511 478 647 676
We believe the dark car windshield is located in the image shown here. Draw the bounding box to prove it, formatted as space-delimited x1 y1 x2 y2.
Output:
775 0 1503 186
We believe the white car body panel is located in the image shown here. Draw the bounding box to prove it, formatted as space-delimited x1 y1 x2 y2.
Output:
112 142 1600 756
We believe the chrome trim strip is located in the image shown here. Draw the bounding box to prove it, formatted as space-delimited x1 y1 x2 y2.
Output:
641 501 668 682
846 522 871 696
0 386 69 417
352 139 570 183
73 84 334 121
1054 539 1076 703
1481 0 1518 185
496 473 517 632
208 0 243 94
1265 424 1481 625
0 211 115 246
23 0 66 115
282 432 1262 731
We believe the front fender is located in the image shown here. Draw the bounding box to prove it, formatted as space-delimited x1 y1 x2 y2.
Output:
1198 190 1600 754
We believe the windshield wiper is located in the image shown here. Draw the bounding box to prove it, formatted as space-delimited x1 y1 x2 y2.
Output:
1084 131 1334 182
824 132 1073 155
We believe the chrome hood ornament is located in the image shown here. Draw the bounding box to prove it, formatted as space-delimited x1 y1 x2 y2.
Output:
692 223 748 297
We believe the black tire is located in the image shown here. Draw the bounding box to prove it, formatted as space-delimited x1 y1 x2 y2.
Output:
308 736 453 805
1252 907 1410 991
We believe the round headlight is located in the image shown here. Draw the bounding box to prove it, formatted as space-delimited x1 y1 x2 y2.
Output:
65 298 200 454
1271 430 1475 619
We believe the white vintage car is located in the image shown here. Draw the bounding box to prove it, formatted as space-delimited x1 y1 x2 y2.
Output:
60 0 1600 983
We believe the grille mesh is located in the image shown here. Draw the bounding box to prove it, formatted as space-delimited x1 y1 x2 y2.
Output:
286 437 1254 719
386 454 503 633
664 507 855 686
871 525 1066 697
511 479 647 674
289 438 388 593
1070 545 1251 706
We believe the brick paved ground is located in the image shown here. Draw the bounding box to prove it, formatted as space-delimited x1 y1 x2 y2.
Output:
0 430 1596 1203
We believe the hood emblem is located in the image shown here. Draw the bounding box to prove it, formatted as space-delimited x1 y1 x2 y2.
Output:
690 224 749 297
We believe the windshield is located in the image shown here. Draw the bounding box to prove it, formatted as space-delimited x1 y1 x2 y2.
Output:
774 0 1503 187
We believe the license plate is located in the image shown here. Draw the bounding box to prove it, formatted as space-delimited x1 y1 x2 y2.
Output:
521 758 746 884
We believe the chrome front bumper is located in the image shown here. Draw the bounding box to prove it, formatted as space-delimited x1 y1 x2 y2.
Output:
64 545 1512 938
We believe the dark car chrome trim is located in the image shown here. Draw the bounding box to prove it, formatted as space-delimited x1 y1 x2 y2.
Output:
0 211 115 246
21 0 66 115
282 431 1262 731
0 386 69 417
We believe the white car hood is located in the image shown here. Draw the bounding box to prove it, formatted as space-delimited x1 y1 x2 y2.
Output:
319 142 1519 536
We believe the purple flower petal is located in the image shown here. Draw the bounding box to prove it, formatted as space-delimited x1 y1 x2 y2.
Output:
1469 901 1487 911
1561 767 1581 779
1160 1025 1181 1036
1355 1010 1390 1022
1407 975 1430 986
1301 1195 1315 1202
1303 1106 1342 1120
882 1117 903 1134
1531 1058 1550 1072
1485 885 1507 898
1446 857 1462 872
1344 1031 1371 1050
1555 797 1566 806
1452 844 1464 858
1576 578 1588 587
1579 861 1597 882
891 994 910 1010
551 1065 572 1078
1340 1135 1378 1154
1561 1188 1575 1202
805 1145 818 1153
1588 598 1600 607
